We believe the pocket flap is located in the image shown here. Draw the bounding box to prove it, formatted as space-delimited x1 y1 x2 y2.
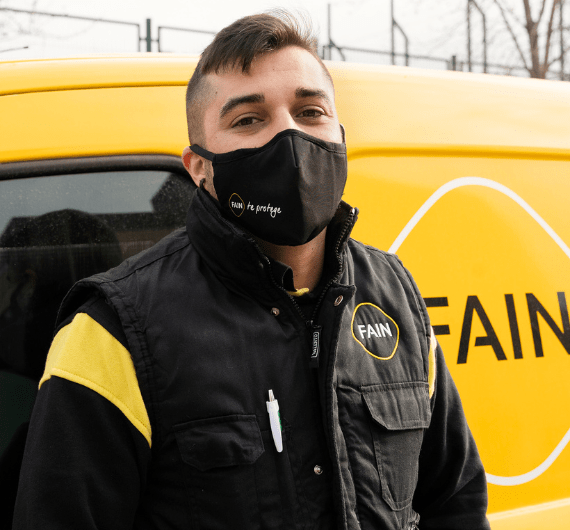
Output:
174 414 264 471
362 382 431 430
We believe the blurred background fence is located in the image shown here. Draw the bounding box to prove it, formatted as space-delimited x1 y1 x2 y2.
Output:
0 3 567 80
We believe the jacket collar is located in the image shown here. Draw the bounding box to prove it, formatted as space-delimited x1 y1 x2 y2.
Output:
185 187 358 294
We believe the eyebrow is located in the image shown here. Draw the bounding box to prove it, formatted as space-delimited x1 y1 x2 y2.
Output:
295 87 331 103
219 93 265 119
218 87 332 120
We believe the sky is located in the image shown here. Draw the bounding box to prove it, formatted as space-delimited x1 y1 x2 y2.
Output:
0 0 473 71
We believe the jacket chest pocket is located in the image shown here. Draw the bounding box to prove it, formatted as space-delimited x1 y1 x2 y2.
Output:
174 414 264 530
362 382 431 511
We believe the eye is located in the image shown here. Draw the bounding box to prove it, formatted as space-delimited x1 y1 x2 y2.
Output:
232 116 260 128
298 108 324 119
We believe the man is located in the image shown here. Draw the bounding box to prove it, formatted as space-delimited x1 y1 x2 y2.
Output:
14 12 490 530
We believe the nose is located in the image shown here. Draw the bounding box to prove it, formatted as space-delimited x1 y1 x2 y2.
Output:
271 109 301 136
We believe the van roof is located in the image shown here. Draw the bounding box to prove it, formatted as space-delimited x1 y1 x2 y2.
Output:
1 54 569 159
0 55 199 96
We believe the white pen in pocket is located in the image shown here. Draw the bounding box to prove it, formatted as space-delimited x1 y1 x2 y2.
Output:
266 389 283 452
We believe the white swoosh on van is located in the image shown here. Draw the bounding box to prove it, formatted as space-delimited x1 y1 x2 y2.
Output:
388 176 570 260
486 428 570 486
388 176 570 486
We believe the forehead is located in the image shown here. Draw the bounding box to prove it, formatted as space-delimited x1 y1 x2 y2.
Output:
203 46 334 114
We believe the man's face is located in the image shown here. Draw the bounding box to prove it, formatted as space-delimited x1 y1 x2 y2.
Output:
185 46 342 197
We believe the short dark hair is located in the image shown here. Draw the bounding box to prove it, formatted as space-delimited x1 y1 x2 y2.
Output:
185 11 332 145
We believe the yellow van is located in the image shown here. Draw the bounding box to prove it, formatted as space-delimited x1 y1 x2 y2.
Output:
1 55 569 528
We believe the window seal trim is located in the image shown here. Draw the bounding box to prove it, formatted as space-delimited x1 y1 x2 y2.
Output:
0 154 189 182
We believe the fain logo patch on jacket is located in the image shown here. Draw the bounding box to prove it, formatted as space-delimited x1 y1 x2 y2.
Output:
351 302 400 360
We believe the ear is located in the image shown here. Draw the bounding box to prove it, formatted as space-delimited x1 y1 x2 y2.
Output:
182 146 207 188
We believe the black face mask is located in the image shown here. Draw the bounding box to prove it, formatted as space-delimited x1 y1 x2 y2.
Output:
190 129 347 246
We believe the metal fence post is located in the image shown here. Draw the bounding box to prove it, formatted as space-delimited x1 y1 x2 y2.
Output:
467 0 488 73
146 19 152 52
391 0 409 66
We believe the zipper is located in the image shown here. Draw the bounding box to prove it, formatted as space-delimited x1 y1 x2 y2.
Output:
305 208 355 367
307 207 355 324
256 208 356 366
259 252 323 366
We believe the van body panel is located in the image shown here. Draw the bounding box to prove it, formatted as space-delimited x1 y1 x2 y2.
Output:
488 499 570 529
0 86 189 162
330 63 570 152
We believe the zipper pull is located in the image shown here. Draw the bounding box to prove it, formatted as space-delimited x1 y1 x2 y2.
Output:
308 322 322 368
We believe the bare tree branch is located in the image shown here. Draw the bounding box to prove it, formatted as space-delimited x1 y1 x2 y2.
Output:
522 0 534 28
542 0 561 74
493 0 531 72
537 0 549 25
503 0 525 27
523 0 542 76
547 42 570 68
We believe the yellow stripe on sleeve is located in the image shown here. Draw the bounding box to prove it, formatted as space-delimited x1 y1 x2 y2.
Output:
39 313 152 447
428 326 437 399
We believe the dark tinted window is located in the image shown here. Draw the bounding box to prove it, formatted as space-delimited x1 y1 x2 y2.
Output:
0 168 194 458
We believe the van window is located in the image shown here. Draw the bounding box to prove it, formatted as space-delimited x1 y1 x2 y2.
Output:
0 168 195 458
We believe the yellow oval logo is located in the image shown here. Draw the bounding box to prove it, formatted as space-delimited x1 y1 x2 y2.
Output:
351 302 400 360
389 176 570 493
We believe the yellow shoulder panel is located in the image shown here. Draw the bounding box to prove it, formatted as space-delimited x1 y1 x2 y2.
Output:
40 313 152 447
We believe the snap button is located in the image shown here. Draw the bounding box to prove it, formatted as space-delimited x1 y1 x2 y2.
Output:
314 465 323 475
271 307 280 317
334 295 343 306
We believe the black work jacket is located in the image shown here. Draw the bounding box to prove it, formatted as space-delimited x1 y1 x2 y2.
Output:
58 188 489 530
